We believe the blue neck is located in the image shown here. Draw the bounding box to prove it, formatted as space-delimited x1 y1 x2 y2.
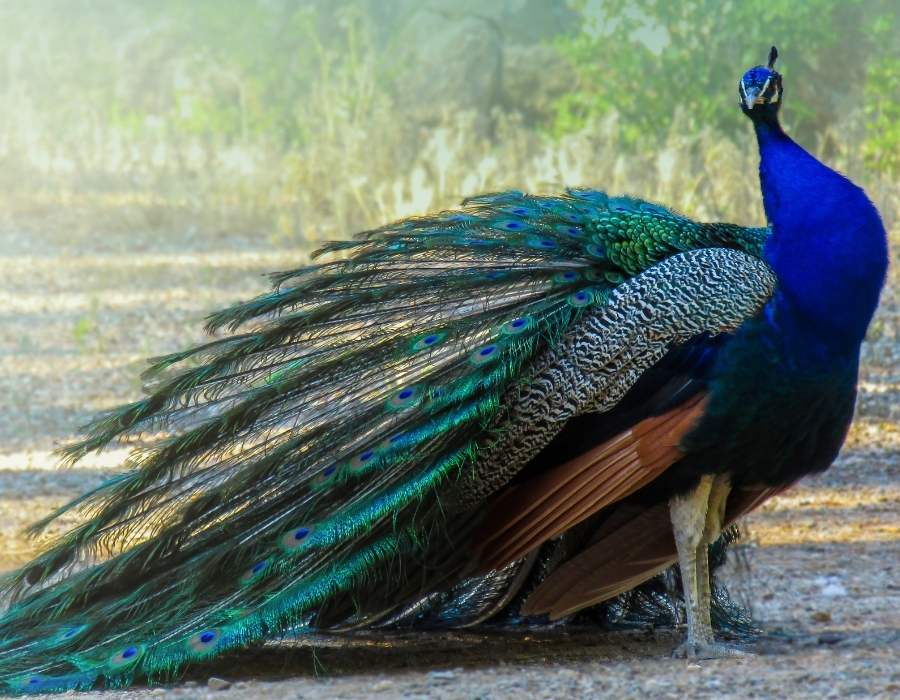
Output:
753 115 888 365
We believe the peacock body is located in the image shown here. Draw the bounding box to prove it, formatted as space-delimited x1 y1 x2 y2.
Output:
0 47 888 691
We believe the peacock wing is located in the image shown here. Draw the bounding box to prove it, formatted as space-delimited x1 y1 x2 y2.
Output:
454 247 775 607
356 247 776 629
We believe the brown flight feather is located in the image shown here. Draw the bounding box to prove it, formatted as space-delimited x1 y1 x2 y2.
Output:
522 483 787 619
475 393 708 572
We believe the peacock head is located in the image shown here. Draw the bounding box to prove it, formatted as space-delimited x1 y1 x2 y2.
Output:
739 46 783 120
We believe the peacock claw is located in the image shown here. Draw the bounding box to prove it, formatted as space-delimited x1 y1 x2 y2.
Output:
671 640 752 660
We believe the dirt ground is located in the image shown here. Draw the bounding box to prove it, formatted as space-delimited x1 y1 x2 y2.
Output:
0 212 897 699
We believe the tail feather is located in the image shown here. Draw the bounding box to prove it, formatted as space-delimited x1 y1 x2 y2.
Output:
0 190 768 692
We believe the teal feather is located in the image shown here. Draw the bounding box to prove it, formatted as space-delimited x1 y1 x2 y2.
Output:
0 189 769 693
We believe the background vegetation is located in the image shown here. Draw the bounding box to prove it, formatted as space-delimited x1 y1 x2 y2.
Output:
0 0 897 245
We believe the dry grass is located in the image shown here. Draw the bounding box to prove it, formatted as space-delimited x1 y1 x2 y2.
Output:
4 104 898 248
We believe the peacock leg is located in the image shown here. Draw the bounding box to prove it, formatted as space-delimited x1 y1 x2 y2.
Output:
670 473 748 659
697 475 732 630
669 474 713 656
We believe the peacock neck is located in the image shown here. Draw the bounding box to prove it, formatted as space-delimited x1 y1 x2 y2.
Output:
751 115 887 368
752 118 812 231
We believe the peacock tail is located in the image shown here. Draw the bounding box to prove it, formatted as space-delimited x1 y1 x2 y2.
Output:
0 190 771 693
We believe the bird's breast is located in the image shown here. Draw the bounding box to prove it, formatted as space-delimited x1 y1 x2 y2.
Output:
673 317 859 489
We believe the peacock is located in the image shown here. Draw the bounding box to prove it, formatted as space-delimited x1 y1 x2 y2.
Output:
0 46 888 692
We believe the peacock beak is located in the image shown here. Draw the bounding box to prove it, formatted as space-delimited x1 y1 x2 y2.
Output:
742 77 771 110
743 89 761 111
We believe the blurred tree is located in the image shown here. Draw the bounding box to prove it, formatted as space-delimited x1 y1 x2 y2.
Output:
551 0 899 167
0 0 894 237
861 10 900 177
863 57 900 176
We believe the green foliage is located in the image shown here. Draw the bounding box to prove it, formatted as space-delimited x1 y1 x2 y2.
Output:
0 0 391 148
863 17 900 176
552 0 899 164
0 0 895 240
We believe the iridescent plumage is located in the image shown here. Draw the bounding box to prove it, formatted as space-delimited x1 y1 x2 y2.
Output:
0 47 888 690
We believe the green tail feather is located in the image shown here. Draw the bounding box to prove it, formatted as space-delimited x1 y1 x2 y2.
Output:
0 189 768 693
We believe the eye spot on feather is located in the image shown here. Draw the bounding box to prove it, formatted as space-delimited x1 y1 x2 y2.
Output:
494 220 527 231
559 212 581 224
585 243 607 259
10 675 49 692
108 645 144 668
567 289 594 308
387 385 421 411
556 224 584 238
501 316 533 335
470 344 499 365
312 462 340 488
187 628 222 654
527 236 558 250
604 271 625 283
639 201 670 216
553 271 581 284
379 432 406 450
240 559 270 585
281 525 316 552
569 189 608 205
349 449 377 471
508 206 531 215
54 624 88 644
411 331 447 352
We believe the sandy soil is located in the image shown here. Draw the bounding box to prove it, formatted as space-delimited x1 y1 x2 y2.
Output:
0 212 897 698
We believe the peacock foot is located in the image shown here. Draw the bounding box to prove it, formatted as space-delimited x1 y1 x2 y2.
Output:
671 639 752 659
